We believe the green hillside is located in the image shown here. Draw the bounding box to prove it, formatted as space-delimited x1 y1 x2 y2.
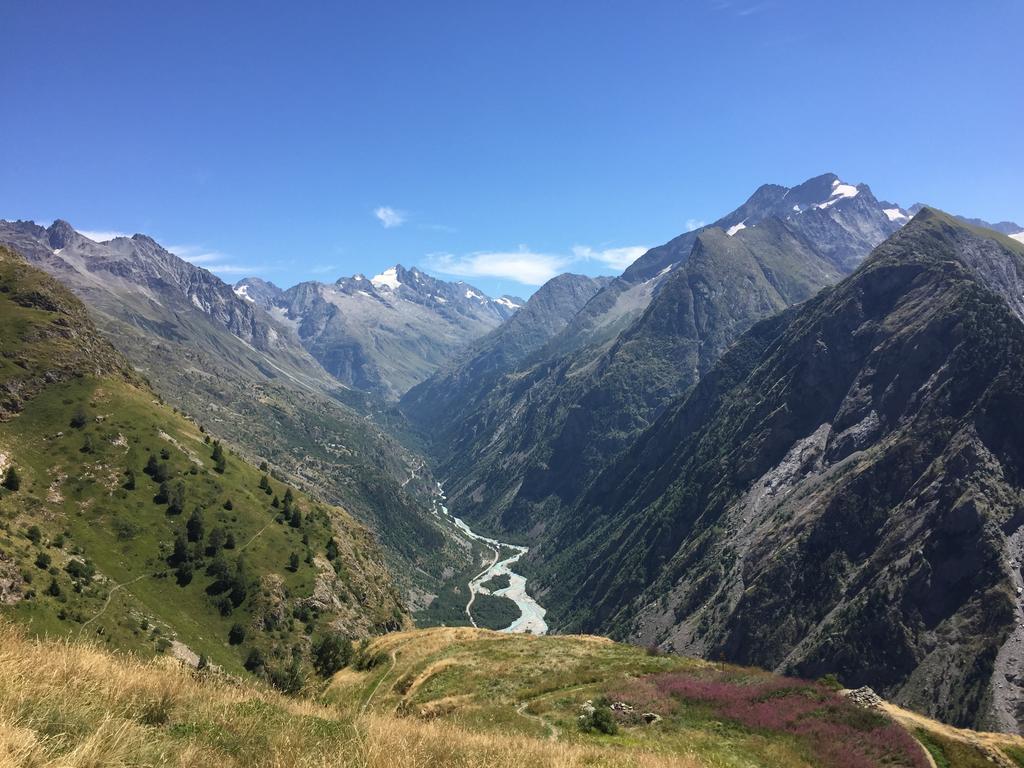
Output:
0 245 406 681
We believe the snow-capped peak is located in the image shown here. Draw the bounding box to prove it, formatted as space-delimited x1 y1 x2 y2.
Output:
371 267 401 290
882 208 909 223
815 178 860 210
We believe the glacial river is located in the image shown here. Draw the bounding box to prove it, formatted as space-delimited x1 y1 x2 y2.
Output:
432 483 548 634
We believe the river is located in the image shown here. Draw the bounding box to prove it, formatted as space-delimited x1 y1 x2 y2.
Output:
432 483 548 635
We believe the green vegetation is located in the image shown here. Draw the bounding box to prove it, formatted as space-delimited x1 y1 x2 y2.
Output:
469 592 521 630
481 573 511 591
0 246 406 683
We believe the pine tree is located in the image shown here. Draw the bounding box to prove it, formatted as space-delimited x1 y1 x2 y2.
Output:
170 531 190 565
211 441 226 474
207 527 226 552
167 480 186 514
326 538 339 561
175 561 193 586
288 552 300 572
186 507 205 543
123 468 136 490
3 466 21 491
289 508 302 528
144 454 159 477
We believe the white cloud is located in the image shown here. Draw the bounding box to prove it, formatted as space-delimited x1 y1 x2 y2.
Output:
685 219 706 232
78 229 129 242
201 264 263 275
167 244 230 265
426 242 649 286
571 244 648 270
426 248 571 286
374 206 406 228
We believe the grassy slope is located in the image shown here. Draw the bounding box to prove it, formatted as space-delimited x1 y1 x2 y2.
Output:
0 246 406 678
3 623 1019 768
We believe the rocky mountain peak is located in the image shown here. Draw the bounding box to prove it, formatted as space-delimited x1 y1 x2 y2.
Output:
46 219 79 250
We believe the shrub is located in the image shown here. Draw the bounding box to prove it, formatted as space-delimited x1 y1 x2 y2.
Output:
65 559 95 581
34 552 51 569
70 407 88 429
268 657 305 695
579 702 618 735
244 648 266 675
3 466 21 491
312 633 353 678
228 623 246 645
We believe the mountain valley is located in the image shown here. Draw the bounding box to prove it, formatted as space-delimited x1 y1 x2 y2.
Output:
3 176 1024 768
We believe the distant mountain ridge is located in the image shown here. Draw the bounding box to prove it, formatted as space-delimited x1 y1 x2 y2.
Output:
242 264 519 399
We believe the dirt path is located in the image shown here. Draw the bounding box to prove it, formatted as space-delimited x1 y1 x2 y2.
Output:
359 649 399 716
78 573 148 636
880 700 1024 768
239 521 271 551
516 700 560 740
514 682 602 741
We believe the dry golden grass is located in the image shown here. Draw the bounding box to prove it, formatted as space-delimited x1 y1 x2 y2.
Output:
0 623 703 768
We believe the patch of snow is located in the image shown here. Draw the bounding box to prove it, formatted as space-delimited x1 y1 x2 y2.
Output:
357 290 374 298
495 296 521 309
190 295 205 311
53 248 64 256
816 179 860 210
465 288 483 300
353 274 365 281
1010 232 1024 244
371 267 401 290
792 204 801 213
726 220 747 237
233 285 255 302
883 208 909 222
434 295 447 304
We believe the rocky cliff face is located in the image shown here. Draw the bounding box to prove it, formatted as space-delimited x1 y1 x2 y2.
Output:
534 211 1024 732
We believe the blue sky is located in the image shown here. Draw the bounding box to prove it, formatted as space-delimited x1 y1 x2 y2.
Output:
1 1 1021 298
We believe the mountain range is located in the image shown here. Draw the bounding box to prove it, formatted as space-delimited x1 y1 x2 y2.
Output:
236 265 520 399
3 172 1024 744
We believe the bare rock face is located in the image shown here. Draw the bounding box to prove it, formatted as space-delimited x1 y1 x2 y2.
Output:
0 551 24 605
